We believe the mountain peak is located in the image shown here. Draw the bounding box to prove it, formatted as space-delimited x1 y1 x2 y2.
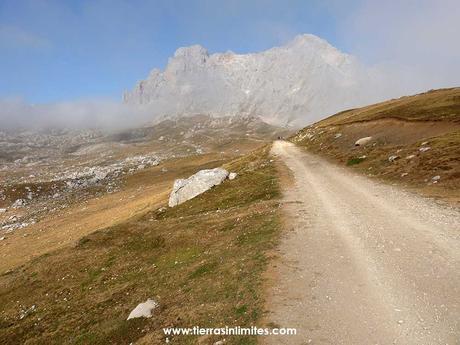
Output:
124 34 380 126
174 45 209 59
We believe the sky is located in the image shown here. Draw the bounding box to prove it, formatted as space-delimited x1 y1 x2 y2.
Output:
0 0 459 127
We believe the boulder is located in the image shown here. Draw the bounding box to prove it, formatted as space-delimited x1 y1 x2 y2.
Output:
168 168 229 207
354 136 373 146
127 299 158 320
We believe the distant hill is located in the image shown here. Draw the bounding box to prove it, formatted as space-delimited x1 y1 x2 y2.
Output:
291 88 460 203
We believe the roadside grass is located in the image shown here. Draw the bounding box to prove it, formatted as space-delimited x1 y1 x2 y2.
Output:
0 145 281 344
346 157 366 166
317 87 460 126
291 89 460 204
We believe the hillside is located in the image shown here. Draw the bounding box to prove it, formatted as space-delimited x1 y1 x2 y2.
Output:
0 114 288 256
291 88 460 203
0 145 282 344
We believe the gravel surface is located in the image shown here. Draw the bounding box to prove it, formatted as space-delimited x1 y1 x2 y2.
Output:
265 141 460 345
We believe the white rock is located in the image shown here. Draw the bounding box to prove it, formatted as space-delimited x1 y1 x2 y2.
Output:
334 133 342 139
388 155 400 162
401 173 409 177
354 136 373 146
127 299 158 320
419 147 431 152
228 172 237 180
432 175 441 181
168 168 229 207
12 199 26 208
406 154 416 160
0 208 6 213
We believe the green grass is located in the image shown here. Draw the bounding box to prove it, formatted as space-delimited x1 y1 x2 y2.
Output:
0 145 281 345
346 157 366 166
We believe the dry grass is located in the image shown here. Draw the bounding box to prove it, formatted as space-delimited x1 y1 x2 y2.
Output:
0 146 281 344
318 88 460 126
291 88 460 204
0 153 230 273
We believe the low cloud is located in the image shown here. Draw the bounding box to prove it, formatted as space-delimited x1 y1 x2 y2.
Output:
337 0 460 92
0 97 158 131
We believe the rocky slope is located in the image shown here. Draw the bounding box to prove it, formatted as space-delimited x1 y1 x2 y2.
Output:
124 34 386 126
0 114 287 235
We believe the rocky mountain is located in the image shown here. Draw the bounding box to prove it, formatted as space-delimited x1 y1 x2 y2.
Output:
124 34 385 127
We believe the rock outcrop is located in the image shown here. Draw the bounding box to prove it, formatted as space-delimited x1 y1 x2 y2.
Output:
168 168 229 207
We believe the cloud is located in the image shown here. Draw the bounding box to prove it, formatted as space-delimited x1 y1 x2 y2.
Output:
0 25 51 50
337 0 460 91
0 97 158 130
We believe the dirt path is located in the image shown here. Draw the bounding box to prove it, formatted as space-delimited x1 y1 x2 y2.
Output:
265 141 460 345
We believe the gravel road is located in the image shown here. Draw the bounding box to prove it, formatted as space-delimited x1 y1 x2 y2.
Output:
265 141 460 345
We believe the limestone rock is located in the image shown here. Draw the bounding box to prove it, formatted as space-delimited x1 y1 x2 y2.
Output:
168 168 229 207
127 299 158 320
355 136 373 146
124 34 387 127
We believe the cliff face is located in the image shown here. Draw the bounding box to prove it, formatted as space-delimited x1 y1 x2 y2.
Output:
124 34 383 127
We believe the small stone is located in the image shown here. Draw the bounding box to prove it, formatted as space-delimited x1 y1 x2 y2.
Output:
419 147 431 152
401 173 408 177
354 136 373 146
228 172 237 180
406 155 416 160
398 320 404 324
388 155 400 162
431 175 441 181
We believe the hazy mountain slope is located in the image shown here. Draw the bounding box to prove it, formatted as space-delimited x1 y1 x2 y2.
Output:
0 114 288 249
291 88 460 203
124 34 384 126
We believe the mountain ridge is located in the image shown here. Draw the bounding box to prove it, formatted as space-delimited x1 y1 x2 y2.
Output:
124 34 387 127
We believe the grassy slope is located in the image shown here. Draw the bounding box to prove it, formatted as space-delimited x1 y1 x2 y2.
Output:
291 88 460 204
319 87 460 125
0 146 281 344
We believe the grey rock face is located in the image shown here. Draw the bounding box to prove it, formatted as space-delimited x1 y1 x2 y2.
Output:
124 34 387 126
168 168 229 207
